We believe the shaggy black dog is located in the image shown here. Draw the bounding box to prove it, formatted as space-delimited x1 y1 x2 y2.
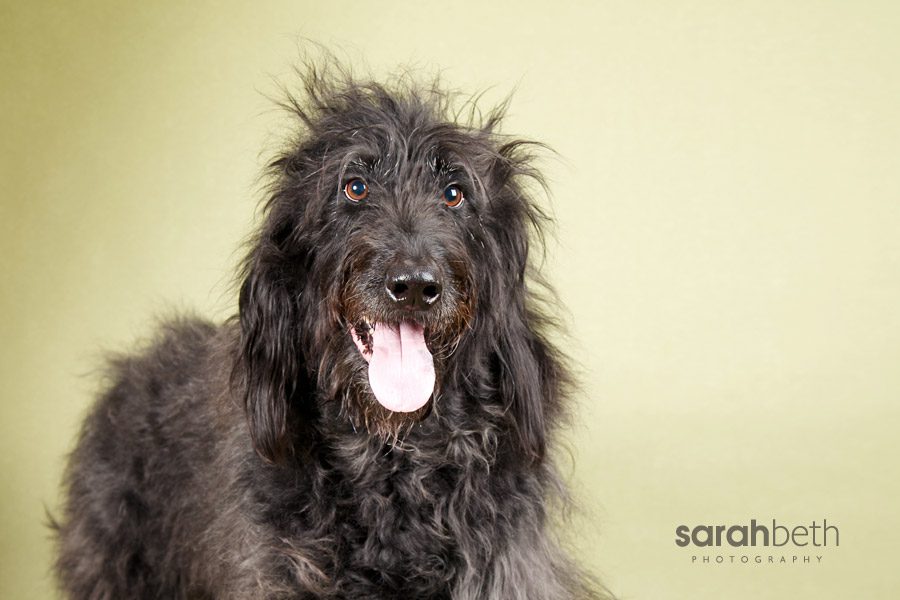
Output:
54 65 607 599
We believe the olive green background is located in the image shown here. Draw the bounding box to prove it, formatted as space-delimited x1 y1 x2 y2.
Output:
2 1 899 598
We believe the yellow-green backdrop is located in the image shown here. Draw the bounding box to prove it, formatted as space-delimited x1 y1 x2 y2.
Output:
2 1 899 598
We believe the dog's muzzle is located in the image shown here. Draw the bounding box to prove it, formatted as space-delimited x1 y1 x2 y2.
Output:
350 260 443 413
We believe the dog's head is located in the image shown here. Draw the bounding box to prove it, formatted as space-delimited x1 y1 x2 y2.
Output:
235 67 561 463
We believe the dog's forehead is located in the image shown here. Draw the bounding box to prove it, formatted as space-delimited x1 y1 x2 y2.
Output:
337 116 480 177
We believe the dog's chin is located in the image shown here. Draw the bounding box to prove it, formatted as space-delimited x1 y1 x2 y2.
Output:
346 384 431 442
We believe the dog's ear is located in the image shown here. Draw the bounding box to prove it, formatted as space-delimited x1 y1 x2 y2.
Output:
493 325 560 464
235 240 304 464
483 143 564 465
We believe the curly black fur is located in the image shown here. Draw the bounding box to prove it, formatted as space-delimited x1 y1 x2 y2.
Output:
53 63 608 599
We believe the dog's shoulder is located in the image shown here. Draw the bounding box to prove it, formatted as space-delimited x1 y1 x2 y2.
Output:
103 314 220 384
80 315 227 440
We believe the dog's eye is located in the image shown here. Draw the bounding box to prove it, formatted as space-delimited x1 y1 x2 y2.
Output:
443 185 464 208
344 178 369 202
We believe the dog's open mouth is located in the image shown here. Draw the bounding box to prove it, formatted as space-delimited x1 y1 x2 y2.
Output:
350 319 436 413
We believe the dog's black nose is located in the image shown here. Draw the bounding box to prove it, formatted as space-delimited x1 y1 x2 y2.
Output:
385 266 442 311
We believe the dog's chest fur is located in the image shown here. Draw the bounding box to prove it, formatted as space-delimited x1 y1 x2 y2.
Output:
250 421 511 597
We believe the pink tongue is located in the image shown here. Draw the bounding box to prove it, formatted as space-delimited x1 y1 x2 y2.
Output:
367 322 435 412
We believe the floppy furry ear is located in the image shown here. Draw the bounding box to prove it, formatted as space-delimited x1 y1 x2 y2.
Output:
493 323 562 464
236 245 303 464
483 141 566 464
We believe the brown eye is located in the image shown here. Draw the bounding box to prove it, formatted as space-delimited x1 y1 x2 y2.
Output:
443 185 464 208
344 178 368 202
